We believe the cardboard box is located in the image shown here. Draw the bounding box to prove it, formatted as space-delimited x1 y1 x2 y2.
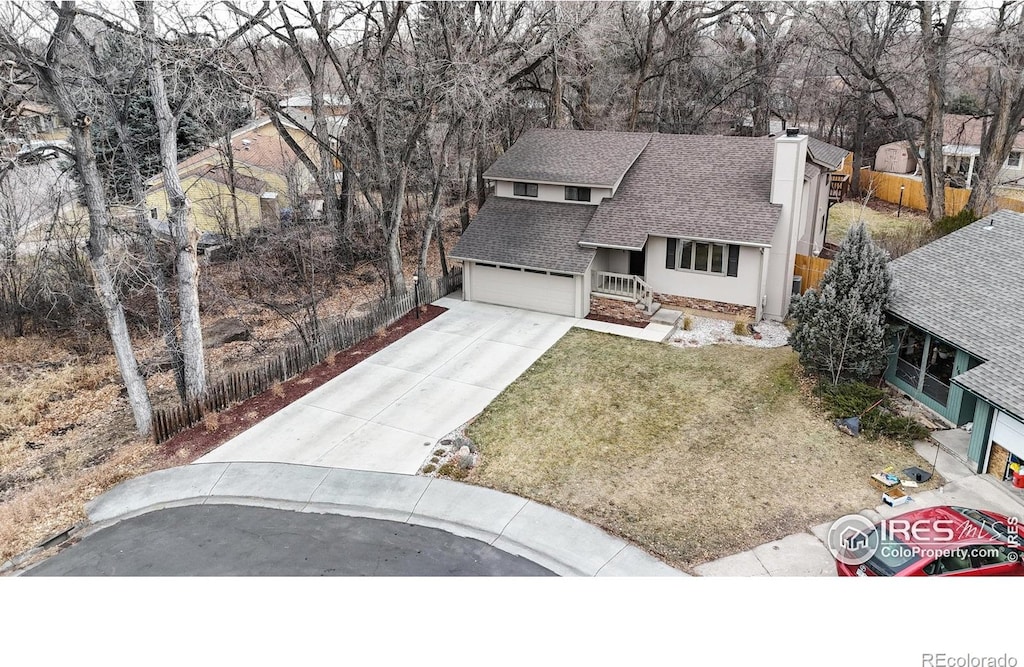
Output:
883 488 911 507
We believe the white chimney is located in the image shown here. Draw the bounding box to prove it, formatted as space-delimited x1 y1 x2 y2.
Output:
763 127 808 321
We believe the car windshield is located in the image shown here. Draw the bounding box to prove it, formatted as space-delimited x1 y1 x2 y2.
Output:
862 529 923 576
954 507 1014 542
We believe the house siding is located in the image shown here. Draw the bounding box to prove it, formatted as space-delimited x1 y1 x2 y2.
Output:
494 180 613 204
969 398 994 469
644 236 762 308
796 172 829 256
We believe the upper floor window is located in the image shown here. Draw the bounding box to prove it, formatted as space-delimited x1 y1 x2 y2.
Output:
513 182 538 197
564 186 591 202
1007 151 1022 169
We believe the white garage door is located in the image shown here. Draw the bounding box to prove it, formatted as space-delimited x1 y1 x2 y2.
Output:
992 411 1024 459
470 263 577 317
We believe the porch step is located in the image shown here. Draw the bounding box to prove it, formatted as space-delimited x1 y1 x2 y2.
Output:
637 301 661 316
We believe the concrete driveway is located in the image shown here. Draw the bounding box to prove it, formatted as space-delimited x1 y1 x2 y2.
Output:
196 297 576 474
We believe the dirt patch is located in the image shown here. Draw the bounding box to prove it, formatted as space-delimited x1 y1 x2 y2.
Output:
155 304 446 463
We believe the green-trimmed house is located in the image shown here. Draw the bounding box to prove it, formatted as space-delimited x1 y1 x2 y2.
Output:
885 210 1024 478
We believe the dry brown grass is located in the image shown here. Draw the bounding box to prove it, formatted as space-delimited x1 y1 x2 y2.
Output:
466 329 939 572
202 412 221 432
0 438 155 563
0 214 467 567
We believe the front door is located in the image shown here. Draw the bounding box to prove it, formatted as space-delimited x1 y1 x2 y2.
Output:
629 249 645 277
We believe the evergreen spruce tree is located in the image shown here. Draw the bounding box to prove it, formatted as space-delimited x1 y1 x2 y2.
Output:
790 222 893 384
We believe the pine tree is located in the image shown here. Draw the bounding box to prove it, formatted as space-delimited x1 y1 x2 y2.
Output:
790 222 893 384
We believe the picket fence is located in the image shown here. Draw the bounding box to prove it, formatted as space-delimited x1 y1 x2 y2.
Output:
151 269 462 444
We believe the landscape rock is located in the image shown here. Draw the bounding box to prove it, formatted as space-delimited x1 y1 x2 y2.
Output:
457 446 476 469
204 318 252 348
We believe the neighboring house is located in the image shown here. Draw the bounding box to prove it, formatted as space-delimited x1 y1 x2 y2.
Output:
884 210 1024 479
279 94 349 135
943 114 1024 189
451 128 848 321
871 116 1024 188
3 101 64 140
145 117 321 233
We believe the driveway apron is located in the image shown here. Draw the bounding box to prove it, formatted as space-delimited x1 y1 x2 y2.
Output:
196 300 576 474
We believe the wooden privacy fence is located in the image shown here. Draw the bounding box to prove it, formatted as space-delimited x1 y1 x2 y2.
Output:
151 269 463 444
793 253 831 294
859 168 1024 216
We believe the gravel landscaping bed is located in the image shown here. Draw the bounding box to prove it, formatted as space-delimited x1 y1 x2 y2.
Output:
669 315 790 349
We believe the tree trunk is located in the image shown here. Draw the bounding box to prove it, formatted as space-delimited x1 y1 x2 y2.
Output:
223 131 243 238
4 6 153 435
139 0 207 398
850 91 868 197
966 4 1024 215
108 91 187 403
73 117 154 435
127 166 186 402
382 170 409 297
917 0 961 222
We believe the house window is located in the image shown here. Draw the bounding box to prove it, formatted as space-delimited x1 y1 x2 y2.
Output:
513 182 538 197
666 239 740 276
679 241 727 274
1007 151 1022 169
564 186 591 202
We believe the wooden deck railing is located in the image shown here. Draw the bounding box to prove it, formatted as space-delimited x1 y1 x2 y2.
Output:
592 271 653 310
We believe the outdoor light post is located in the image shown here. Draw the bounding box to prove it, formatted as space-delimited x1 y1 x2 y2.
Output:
412 275 420 319
897 184 905 218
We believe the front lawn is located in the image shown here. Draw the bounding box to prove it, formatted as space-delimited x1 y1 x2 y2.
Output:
465 329 939 571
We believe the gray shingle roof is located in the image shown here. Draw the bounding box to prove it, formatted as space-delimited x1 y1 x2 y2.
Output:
580 134 782 249
888 210 1024 419
483 129 652 188
450 198 596 274
807 137 849 170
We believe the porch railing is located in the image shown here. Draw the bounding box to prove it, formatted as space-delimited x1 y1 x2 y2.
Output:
592 271 654 311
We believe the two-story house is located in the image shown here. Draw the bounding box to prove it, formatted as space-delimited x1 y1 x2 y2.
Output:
451 128 847 321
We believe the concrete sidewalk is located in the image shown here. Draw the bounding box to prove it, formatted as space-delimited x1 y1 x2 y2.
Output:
694 440 1024 576
81 462 685 577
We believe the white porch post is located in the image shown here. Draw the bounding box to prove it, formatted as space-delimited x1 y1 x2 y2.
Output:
966 155 976 189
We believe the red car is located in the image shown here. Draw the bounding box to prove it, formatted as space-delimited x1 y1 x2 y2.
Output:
835 506 1024 576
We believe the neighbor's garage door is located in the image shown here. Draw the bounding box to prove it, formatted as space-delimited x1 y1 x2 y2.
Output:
992 411 1024 459
469 263 577 317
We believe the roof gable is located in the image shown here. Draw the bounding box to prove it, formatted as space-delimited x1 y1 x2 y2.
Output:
806 137 849 170
450 198 596 274
484 129 651 188
580 134 781 248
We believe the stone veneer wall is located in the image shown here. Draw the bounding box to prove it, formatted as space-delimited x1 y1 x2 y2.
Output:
654 294 757 321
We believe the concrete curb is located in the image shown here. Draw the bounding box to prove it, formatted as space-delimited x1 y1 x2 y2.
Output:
84 462 686 577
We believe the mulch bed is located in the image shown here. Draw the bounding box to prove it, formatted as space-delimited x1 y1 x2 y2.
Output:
154 304 447 464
